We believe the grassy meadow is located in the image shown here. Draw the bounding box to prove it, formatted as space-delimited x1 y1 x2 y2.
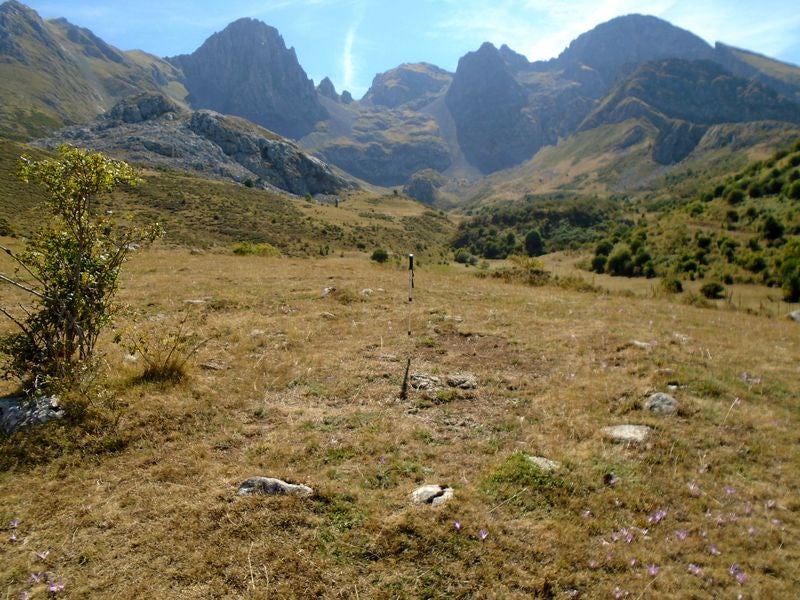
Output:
1 245 798 598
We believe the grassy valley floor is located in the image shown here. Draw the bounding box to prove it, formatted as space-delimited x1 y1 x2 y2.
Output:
1 249 798 598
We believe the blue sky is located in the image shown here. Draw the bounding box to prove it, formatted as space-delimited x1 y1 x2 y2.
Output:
22 0 800 99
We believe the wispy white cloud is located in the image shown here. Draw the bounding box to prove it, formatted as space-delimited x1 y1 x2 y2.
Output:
342 0 366 93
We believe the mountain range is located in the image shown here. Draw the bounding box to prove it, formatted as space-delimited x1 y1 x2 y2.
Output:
2 0 800 200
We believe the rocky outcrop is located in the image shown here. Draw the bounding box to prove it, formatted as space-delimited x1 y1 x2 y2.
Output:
37 94 353 196
403 169 445 204
363 63 452 109
581 59 800 163
169 18 327 139
446 42 544 173
320 137 450 187
316 77 339 101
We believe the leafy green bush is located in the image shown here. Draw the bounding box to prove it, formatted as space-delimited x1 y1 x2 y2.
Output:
371 248 389 263
606 244 634 276
232 241 280 256
0 146 161 391
700 281 725 299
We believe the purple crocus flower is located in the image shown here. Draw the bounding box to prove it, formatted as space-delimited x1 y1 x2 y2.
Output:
478 529 489 541
47 578 65 594
647 508 668 525
687 482 700 497
708 543 721 556
453 520 461 532
647 564 660 576
675 530 688 541
9 519 19 529
36 550 49 561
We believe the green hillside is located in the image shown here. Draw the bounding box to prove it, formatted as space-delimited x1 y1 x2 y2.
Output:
0 140 455 261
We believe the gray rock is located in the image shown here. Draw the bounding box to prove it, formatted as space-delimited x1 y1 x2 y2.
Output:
410 484 453 506
0 395 63 435
446 373 477 389
789 310 800 323
602 424 651 444
410 374 441 390
644 392 678 415
321 286 336 298
237 477 313 497
526 455 561 472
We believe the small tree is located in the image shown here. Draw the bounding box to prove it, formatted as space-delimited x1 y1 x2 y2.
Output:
0 146 161 392
524 229 544 257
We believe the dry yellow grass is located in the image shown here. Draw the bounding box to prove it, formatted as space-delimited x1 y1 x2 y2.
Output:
1 247 799 598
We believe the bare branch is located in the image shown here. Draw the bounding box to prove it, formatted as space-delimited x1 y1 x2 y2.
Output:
0 273 47 299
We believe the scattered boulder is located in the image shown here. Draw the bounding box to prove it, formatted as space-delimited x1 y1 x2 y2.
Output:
321 286 336 298
1 395 63 435
526 455 561 472
602 424 651 444
320 312 337 320
410 484 453 506
789 310 800 323
410 373 442 390
631 340 653 349
237 477 313 497
644 392 678 415
446 373 478 389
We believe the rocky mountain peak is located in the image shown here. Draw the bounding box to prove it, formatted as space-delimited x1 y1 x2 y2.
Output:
0 0 59 62
169 17 327 139
499 44 530 72
363 62 452 109
317 76 339 101
555 14 715 85
445 41 543 173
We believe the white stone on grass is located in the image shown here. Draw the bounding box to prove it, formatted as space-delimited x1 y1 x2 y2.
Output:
410 484 453 506
602 424 651 444
526 455 561 472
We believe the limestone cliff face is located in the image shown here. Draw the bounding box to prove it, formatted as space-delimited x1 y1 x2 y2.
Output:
169 18 327 139
37 94 352 196
363 63 452 109
445 43 543 174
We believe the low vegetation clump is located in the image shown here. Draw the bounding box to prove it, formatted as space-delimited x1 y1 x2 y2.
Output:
232 241 280 257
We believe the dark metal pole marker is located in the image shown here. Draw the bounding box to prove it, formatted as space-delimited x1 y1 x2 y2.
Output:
408 254 414 335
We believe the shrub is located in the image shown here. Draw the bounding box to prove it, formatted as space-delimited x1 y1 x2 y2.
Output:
700 281 725 299
762 215 785 240
232 241 280 256
661 277 683 294
524 229 544 257
0 146 161 391
725 188 745 205
605 244 634 276
371 248 389 263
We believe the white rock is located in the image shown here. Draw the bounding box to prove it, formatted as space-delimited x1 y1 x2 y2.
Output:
410 484 453 506
789 310 800 323
602 424 651 444
526 456 561 472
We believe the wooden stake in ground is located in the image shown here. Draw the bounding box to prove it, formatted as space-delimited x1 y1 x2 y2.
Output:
400 254 414 400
